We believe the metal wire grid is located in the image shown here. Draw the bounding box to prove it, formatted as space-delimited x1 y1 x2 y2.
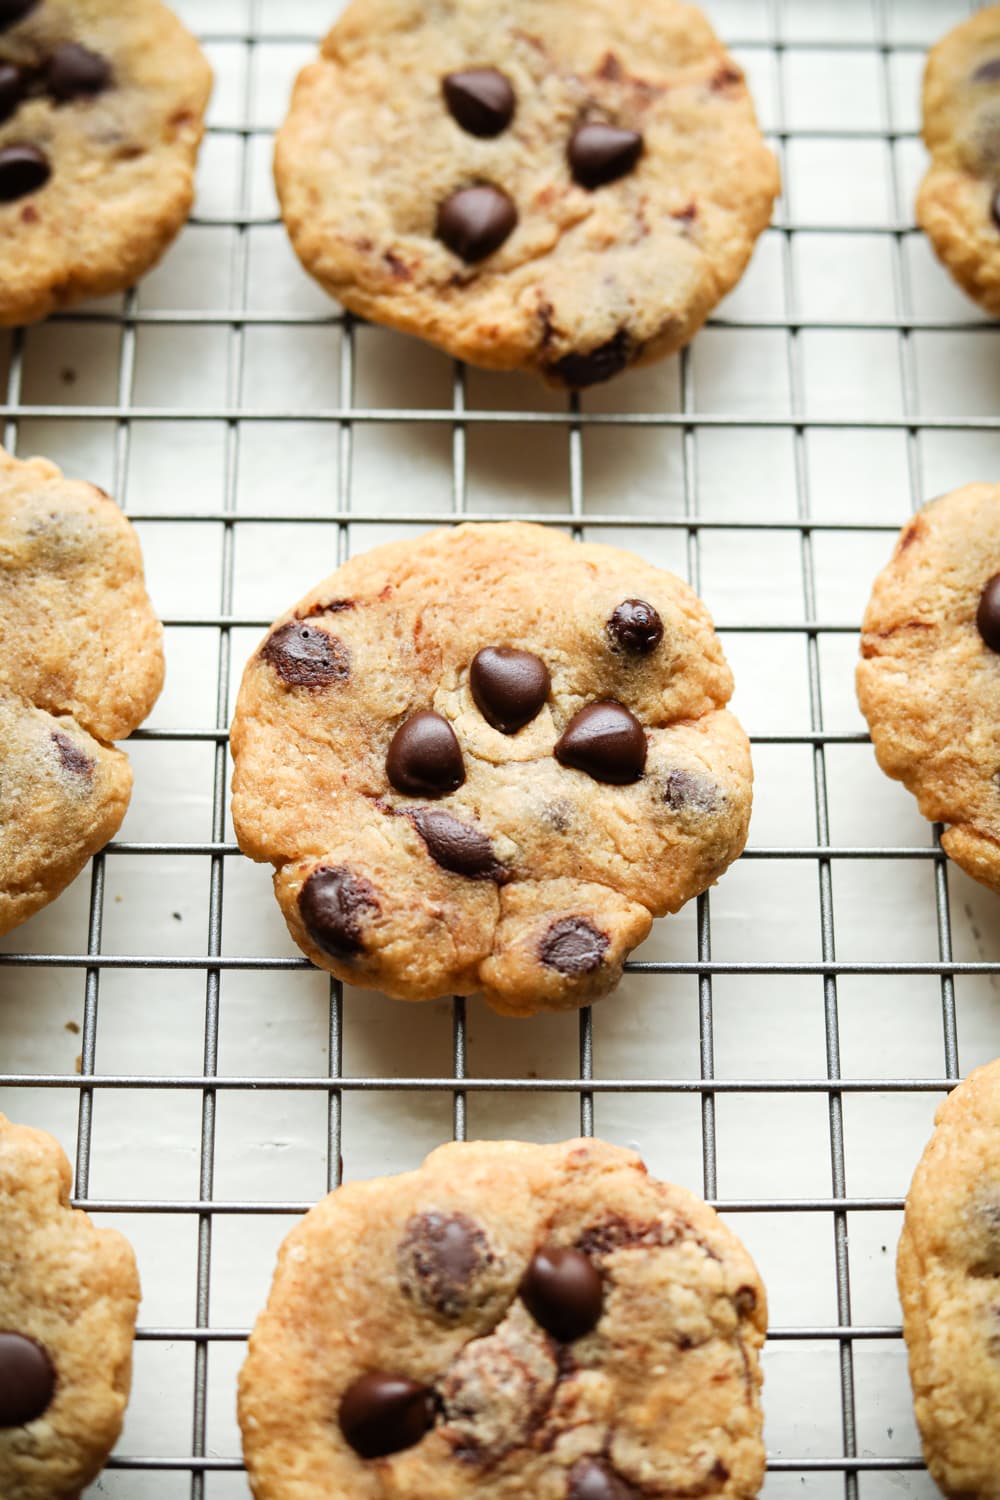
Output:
0 0 997 1492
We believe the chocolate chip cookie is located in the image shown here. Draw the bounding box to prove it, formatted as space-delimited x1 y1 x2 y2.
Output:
239 1137 768 1500
898 1058 1000 1499
273 0 779 387
0 0 212 326
230 522 752 1015
0 446 164 935
917 7 1000 315
856 485 1000 895
0 1113 140 1500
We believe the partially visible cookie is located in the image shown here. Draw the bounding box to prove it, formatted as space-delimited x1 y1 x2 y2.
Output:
239 1137 768 1500
0 446 164 935
274 0 778 386
898 1059 1000 1499
0 0 212 325
230 522 752 1016
857 485 1000 895
0 1113 140 1500
917 7 1000 315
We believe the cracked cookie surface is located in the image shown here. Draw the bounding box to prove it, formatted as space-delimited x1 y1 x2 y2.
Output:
238 1137 768 1500
273 0 778 387
0 446 164 935
0 0 211 326
856 484 1000 895
917 6 1000 315
229 522 752 1015
898 1059 1000 1499
0 1113 140 1500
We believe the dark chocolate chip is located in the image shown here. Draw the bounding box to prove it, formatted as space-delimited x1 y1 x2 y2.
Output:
568 1457 637 1500
409 807 505 881
0 1333 56 1428
550 330 632 389
540 918 609 976
398 1211 491 1319
339 1371 436 1459
520 1245 603 1342
663 769 722 815
0 0 37 29
470 646 550 733
443 68 515 137
299 866 379 960
993 187 1000 234
607 599 663 655
260 621 350 689
973 58 1000 83
46 42 112 102
978 573 1000 652
0 144 50 202
0 64 24 124
437 185 517 262
569 122 643 190
386 711 465 797
554 701 647 784
52 730 94 779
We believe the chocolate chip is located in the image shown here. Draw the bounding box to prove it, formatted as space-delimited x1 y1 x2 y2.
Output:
299 866 379 960
398 1211 492 1319
339 1371 436 1459
520 1246 603 1342
540 918 609 975
470 646 550 733
607 599 663 655
663 770 722 815
993 187 1000 234
386 711 465 797
0 1333 56 1428
569 122 643 190
554 701 647 784
0 64 23 124
973 58 1000 83
0 144 50 202
568 1457 637 1500
46 42 112 102
437 185 517 262
0 0 37 28
443 68 515 137
409 808 506 881
260 621 350 689
978 573 1000 652
52 730 93 779
735 1284 758 1316
550 330 633 389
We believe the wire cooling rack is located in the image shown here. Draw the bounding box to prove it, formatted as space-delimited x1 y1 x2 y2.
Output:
2 0 1000 1494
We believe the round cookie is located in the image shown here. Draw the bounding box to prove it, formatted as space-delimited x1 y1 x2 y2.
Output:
230 522 752 1016
856 485 1000 895
0 1113 140 1500
0 0 212 326
898 1059 1000 1499
239 1137 768 1500
917 7 1000 316
0 446 164 935
273 0 779 387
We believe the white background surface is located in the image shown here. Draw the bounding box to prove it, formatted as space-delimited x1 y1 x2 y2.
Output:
2 0 1000 1494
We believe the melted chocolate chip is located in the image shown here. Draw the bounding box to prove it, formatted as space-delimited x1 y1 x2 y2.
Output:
470 646 550 733
398 1211 492 1319
735 1284 758 1317
409 808 506 881
0 144 50 202
540 918 609 975
550 330 633 389
0 64 23 124
437 185 517 262
339 1371 436 1459
663 769 722 815
443 68 515 137
47 42 112 102
607 599 663 655
979 573 1000 651
520 1246 603 1342
554 701 647 784
973 58 1000 83
0 1333 56 1428
387 711 465 797
299 866 379 960
569 122 643 190
260 621 350 688
0 0 37 29
52 730 94 779
568 1457 637 1500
